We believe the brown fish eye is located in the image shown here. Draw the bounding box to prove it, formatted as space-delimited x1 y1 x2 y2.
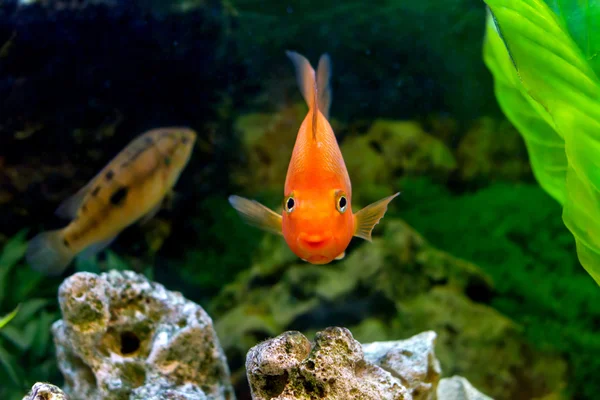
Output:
337 195 347 213
286 196 295 212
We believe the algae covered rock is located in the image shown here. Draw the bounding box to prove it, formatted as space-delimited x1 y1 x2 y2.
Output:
231 109 457 205
341 119 457 204
246 327 412 400
456 117 531 184
22 383 68 400
210 218 567 400
231 104 303 193
52 270 235 400
231 103 343 195
437 376 493 400
396 287 567 400
363 331 441 400
130 378 208 400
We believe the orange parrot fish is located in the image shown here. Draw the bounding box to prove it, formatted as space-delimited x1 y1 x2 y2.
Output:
229 51 399 264
26 127 197 276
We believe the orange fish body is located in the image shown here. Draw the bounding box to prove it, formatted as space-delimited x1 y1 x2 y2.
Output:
230 51 398 264
26 127 197 275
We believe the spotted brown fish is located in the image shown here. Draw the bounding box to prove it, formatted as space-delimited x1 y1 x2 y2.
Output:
26 127 197 275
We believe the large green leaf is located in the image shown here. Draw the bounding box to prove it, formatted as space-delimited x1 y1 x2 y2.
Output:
483 0 600 284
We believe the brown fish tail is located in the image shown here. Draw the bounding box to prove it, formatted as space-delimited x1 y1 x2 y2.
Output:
26 229 74 276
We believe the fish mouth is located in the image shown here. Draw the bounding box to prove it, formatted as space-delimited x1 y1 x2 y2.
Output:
298 233 331 250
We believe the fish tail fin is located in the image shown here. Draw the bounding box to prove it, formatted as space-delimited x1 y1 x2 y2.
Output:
286 50 324 140
25 229 74 276
316 53 332 120
285 50 317 109
286 51 332 117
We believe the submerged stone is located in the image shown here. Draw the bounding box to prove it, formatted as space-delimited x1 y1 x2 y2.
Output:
246 327 412 400
362 331 441 400
437 376 494 400
22 383 68 400
52 270 235 400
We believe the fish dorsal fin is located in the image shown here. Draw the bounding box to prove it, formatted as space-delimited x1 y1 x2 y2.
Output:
316 54 332 120
286 50 323 140
55 183 92 219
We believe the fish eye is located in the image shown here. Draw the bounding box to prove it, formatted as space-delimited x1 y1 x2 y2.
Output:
285 196 295 212
337 195 347 213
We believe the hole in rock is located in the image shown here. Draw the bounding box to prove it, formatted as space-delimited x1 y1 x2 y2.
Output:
262 371 289 398
120 331 141 355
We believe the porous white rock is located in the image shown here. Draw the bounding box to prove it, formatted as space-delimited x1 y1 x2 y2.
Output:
363 331 441 400
437 376 494 400
52 270 235 400
246 327 413 400
22 383 68 400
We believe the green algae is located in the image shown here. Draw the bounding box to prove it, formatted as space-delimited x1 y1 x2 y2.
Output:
397 177 600 399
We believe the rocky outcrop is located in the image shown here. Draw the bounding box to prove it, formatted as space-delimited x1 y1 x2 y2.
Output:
341 119 457 204
362 331 441 400
231 104 319 194
455 117 531 184
30 324 493 400
246 327 413 400
210 219 567 400
437 376 493 400
52 270 235 400
46 268 500 400
22 383 68 400
245 328 493 400
231 109 459 206
231 109 533 208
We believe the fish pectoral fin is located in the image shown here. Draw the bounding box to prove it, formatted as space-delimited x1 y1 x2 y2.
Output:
228 195 283 236
139 202 163 225
78 235 118 260
334 251 345 260
55 184 92 219
139 190 182 225
354 192 400 242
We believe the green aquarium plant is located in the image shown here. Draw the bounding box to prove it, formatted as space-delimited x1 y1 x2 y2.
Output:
483 0 600 285
0 305 19 330
0 230 62 400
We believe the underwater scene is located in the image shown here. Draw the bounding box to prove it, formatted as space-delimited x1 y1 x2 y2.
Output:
1 0 600 399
